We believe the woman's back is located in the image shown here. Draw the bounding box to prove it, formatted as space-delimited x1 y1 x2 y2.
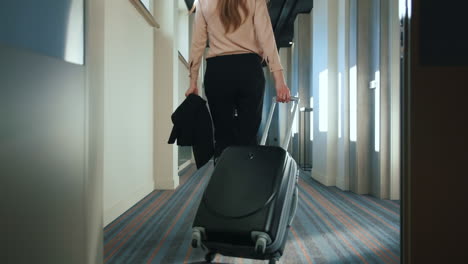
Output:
189 0 283 82
199 0 258 57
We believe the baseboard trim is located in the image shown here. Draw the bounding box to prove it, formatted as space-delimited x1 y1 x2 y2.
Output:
178 160 192 172
155 175 179 190
104 182 154 227
311 168 333 186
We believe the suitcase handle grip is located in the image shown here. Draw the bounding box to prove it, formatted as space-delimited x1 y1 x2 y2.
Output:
260 96 300 150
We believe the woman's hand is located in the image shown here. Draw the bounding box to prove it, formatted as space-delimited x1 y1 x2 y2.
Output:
275 82 291 103
185 81 199 97
272 70 291 103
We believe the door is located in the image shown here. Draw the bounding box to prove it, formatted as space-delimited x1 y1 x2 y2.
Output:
0 1 87 263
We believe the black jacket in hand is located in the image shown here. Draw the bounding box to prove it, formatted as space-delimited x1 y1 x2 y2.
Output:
168 94 214 169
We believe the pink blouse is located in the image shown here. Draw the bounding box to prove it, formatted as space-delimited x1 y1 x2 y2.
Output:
188 0 284 82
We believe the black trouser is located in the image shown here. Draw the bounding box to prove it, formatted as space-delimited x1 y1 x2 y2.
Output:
204 53 266 160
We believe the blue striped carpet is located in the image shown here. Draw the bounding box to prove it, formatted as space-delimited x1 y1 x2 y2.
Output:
104 162 400 264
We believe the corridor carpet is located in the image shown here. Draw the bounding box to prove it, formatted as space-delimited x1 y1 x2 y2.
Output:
104 162 400 264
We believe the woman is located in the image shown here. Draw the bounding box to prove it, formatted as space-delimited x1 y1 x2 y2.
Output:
185 0 291 162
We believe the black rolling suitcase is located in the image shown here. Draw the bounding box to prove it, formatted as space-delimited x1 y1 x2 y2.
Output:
191 96 300 264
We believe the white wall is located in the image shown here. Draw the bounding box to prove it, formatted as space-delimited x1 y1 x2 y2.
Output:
153 0 180 190
103 0 155 226
311 0 339 186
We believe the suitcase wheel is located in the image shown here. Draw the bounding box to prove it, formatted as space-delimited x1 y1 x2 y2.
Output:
268 258 278 264
191 238 199 248
252 231 272 254
192 227 205 248
205 252 216 263
191 234 201 248
254 237 267 254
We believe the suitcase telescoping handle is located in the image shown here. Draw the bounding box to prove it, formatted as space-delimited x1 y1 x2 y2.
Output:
260 96 300 150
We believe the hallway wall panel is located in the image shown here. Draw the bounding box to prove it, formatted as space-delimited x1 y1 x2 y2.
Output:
0 1 88 262
102 0 155 226
306 0 400 199
336 0 351 191
0 45 86 264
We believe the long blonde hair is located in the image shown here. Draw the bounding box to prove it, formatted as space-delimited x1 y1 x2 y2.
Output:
218 0 249 33
190 0 250 33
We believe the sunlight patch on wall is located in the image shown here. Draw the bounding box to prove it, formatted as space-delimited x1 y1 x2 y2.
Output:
310 97 314 141
64 0 84 65
374 71 381 152
141 0 151 10
338 72 342 139
399 0 406 19
407 0 412 18
319 69 329 132
350 66 357 142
